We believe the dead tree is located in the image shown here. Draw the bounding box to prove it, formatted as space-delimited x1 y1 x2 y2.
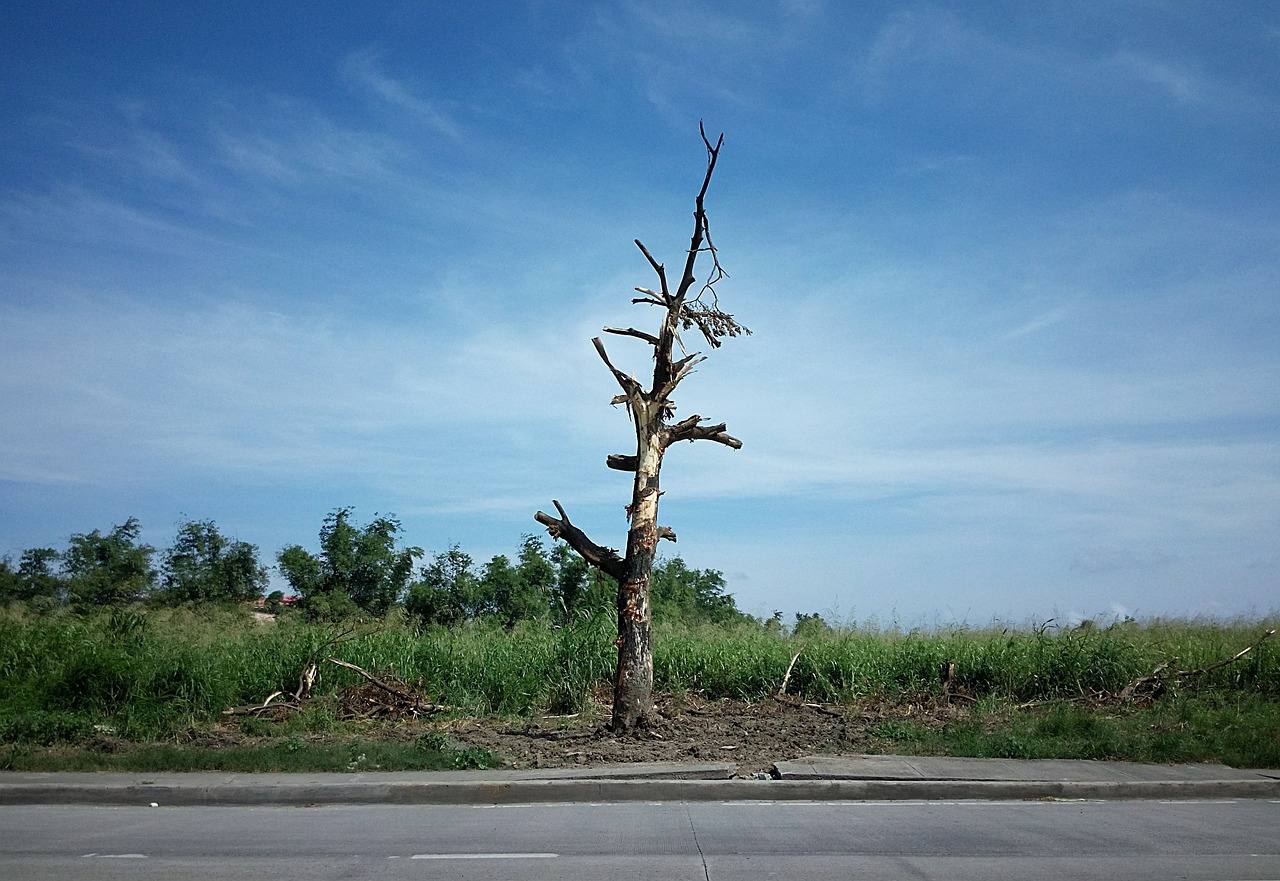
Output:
535 124 749 733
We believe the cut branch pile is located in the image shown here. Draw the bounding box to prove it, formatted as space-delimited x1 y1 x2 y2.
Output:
329 658 448 720
223 656 450 720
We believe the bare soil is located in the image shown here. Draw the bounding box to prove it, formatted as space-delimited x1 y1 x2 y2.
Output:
441 690 967 776
50 687 974 776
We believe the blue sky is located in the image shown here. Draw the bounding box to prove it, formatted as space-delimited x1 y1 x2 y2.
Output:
2 1 1278 625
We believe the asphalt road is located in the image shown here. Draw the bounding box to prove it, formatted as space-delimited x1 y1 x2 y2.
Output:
3 799 1278 880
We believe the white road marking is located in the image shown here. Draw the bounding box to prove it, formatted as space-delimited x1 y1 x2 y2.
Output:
411 852 558 860
722 800 1056 807
83 853 147 858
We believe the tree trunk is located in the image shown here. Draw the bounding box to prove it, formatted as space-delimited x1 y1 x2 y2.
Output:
612 418 665 731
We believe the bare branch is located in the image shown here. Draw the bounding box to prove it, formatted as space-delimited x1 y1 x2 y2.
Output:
674 123 724 304
325 658 414 702
603 326 661 346
634 240 671 303
1177 628 1274 677
666 414 743 450
657 526 677 543
592 337 644 408
534 500 625 582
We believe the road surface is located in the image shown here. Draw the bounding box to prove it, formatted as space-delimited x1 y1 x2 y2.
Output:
2 798 1278 880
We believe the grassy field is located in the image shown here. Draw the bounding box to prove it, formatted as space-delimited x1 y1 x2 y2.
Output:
2 604 1276 770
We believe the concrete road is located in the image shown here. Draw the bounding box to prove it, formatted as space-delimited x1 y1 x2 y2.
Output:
2 799 1278 880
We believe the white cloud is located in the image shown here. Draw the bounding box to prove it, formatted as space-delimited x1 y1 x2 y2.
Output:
1112 51 1203 103
212 101 407 186
0 295 617 492
340 49 463 140
1003 306 1071 340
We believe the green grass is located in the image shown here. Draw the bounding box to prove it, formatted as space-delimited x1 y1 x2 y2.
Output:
1 603 1276 769
868 693 1280 768
1 733 496 773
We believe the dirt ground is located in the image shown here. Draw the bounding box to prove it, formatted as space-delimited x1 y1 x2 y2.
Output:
440 690 966 777
71 685 970 776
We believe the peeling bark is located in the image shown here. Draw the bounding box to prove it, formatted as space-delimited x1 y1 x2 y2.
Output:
535 124 748 733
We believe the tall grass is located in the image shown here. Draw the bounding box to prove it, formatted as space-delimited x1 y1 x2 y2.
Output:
1 603 1275 745
654 618 1279 702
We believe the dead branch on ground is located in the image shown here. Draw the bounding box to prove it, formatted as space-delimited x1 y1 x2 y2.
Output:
223 649 451 720
1120 629 1274 700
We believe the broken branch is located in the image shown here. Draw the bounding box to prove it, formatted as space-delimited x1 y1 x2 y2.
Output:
1177 628 1274 677
534 500 626 582
326 658 413 702
592 337 644 407
665 415 743 449
1119 629 1275 700
778 647 804 697
603 326 661 346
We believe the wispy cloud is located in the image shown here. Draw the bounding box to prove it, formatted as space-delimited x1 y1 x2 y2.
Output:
1071 546 1178 576
854 4 1250 121
0 294 614 493
1112 51 1203 104
0 185 229 256
212 99 407 186
1002 306 1072 341
340 49 463 140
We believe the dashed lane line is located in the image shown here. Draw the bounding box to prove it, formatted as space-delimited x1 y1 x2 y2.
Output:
410 852 558 860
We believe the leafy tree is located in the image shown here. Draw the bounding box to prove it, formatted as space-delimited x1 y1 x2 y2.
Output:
479 554 525 626
535 126 747 731
0 556 19 603
650 556 742 625
62 517 156 606
161 519 268 605
19 548 66 602
409 537 593 628
794 612 832 639
276 544 322 596
549 542 611 623
507 535 555 623
406 544 480 627
0 548 67 604
277 508 421 618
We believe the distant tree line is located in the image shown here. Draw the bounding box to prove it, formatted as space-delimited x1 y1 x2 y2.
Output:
0 509 749 627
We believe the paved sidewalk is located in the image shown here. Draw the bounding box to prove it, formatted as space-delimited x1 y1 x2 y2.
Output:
2 756 1277 806
775 754 1280 782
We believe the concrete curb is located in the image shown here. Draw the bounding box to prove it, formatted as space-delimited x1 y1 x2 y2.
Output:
3 776 1279 806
